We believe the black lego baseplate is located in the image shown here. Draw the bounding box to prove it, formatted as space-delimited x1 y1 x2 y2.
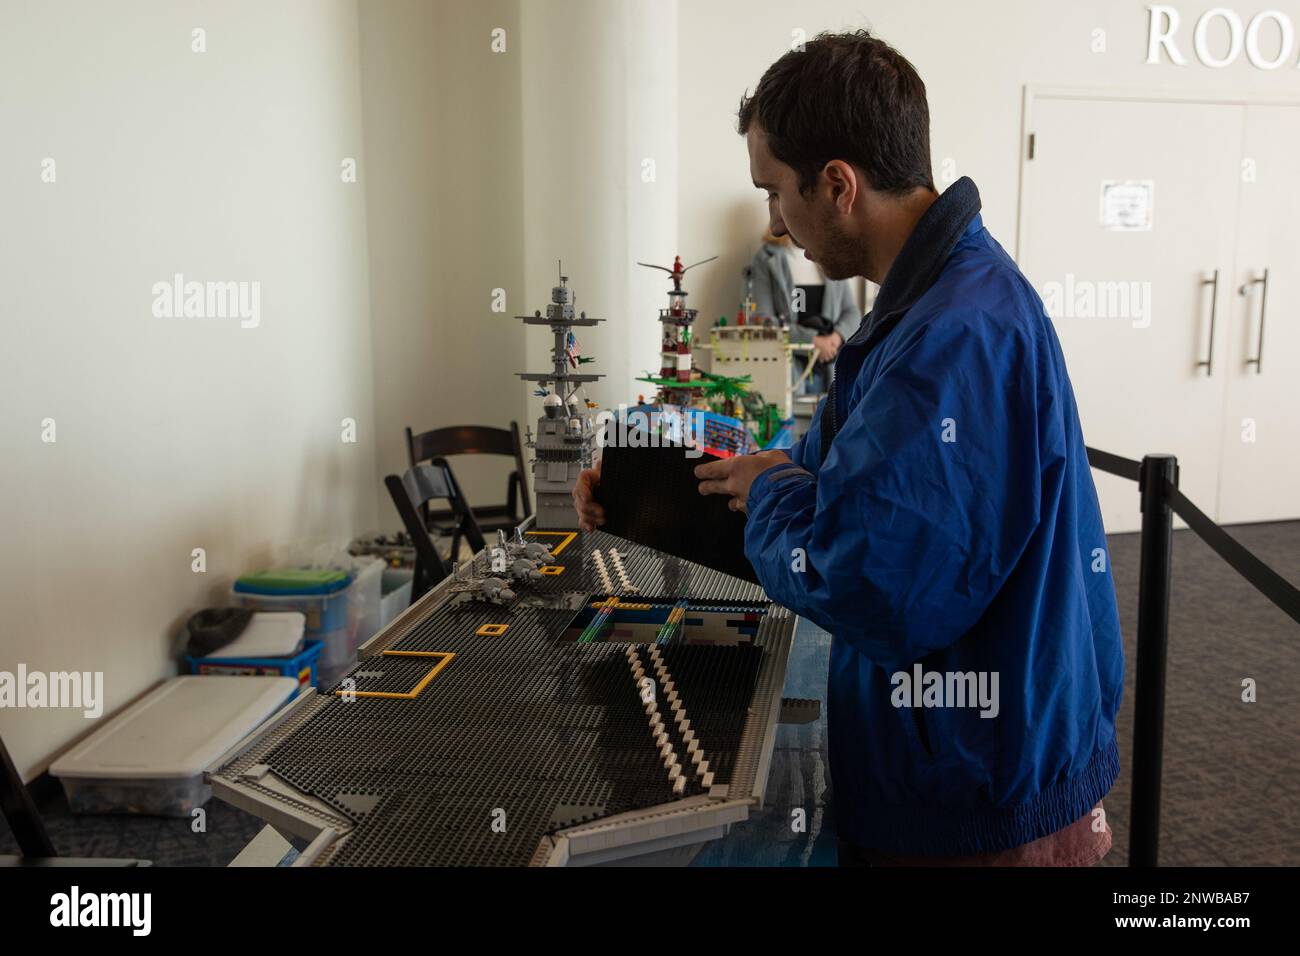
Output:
218 528 782 866
596 444 759 584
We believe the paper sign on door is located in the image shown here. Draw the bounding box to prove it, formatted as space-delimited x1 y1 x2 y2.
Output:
1100 180 1154 231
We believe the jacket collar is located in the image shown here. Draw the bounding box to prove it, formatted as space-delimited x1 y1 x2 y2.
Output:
856 176 983 340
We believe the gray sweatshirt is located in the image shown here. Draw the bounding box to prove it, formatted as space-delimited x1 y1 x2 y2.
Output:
747 242 862 345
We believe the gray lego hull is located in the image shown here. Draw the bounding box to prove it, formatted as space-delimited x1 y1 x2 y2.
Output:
534 493 581 530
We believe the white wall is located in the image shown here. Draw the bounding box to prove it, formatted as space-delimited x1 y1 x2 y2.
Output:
519 0 678 412
359 0 528 506
362 0 678 509
0 0 377 780
678 0 1300 324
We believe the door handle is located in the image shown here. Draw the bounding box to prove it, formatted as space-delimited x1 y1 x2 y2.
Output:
1237 269 1269 374
1197 269 1219 376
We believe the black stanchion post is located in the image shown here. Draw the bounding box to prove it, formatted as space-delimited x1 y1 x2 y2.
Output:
1130 453 1177 868
1 734 57 858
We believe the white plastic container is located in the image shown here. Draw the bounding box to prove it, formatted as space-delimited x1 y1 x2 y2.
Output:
49 675 298 816
349 556 384 653
380 567 415 627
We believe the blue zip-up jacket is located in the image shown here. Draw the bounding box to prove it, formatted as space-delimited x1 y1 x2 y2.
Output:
744 178 1124 856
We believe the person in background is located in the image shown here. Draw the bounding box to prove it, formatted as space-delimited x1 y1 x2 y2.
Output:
748 230 861 394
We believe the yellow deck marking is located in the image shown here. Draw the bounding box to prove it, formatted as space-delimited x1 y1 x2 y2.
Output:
589 596 653 611
525 530 577 557
334 650 455 700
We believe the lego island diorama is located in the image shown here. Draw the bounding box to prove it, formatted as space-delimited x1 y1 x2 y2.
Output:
207 262 807 867
626 255 797 459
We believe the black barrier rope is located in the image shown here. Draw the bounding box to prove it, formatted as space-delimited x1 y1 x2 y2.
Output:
1086 446 1142 483
1164 482 1300 628
1083 445 1300 867
1086 445 1300 628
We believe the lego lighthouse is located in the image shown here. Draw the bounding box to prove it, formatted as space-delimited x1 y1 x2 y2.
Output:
627 254 759 457
635 255 717 407
514 265 603 529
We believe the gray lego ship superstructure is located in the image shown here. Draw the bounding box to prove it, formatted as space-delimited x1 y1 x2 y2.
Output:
515 266 604 529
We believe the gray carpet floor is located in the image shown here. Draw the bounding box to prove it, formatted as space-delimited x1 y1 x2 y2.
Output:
1100 520 1300 866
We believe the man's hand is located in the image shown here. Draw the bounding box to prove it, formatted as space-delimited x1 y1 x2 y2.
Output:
573 459 604 531
812 330 843 363
694 449 792 514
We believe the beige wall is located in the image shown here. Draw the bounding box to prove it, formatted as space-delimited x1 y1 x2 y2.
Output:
0 0 377 780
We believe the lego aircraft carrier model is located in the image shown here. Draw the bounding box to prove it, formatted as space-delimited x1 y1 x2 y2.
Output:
625 255 792 456
206 519 794 866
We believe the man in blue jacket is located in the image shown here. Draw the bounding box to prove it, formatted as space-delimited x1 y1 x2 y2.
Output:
575 30 1123 865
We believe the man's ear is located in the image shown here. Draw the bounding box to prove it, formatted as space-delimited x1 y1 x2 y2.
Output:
822 160 858 214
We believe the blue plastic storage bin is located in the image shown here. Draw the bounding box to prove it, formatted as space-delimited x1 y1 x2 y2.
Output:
186 639 324 689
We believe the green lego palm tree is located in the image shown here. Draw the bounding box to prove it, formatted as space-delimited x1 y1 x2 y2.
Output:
749 401 784 446
699 370 752 418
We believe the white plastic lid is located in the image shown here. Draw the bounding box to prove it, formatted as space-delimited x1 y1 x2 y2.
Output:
203 611 305 659
49 676 297 780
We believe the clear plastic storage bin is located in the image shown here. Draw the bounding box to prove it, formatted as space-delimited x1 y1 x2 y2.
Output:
49 675 298 816
231 557 383 681
380 567 415 628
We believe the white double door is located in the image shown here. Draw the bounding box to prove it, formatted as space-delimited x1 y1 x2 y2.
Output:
1020 93 1300 532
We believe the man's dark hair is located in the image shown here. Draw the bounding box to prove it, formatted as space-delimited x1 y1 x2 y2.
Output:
737 30 934 196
